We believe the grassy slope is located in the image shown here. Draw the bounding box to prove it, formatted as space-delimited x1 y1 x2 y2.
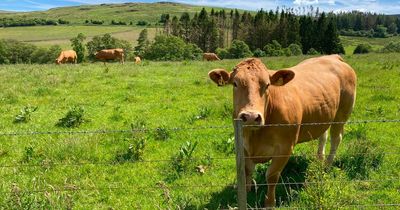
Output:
0 25 157 49
0 54 399 208
0 2 224 25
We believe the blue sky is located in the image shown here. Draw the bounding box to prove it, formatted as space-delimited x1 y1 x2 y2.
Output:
0 0 399 14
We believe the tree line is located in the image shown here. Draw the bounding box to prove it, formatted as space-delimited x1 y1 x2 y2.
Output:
162 8 346 55
0 18 69 27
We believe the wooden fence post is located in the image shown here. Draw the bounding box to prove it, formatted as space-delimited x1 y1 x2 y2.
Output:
234 119 247 210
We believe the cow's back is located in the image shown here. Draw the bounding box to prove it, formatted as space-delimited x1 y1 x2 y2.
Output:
268 55 356 142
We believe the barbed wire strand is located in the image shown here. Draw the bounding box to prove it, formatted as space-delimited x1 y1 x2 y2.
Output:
1 151 400 169
1 119 400 137
2 178 398 195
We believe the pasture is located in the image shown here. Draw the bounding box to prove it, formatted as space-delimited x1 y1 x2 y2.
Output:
0 53 400 209
0 25 157 49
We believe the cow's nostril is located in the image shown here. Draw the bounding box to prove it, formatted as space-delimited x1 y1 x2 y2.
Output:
240 114 248 122
255 115 262 124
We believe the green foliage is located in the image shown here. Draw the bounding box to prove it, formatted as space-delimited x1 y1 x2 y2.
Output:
170 141 198 177
215 47 229 59
373 25 388 38
335 125 384 179
143 35 202 61
214 136 235 154
153 125 170 141
287 44 303 56
115 138 146 163
86 33 132 58
0 39 62 64
134 29 150 57
381 41 400 53
353 44 372 54
292 161 356 208
14 106 38 123
70 33 86 63
307 48 320 55
56 105 87 128
0 17 68 27
228 40 252 59
253 48 266 57
264 40 284 56
187 106 211 124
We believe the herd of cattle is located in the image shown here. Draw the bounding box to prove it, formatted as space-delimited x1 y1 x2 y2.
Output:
54 48 357 208
55 49 221 64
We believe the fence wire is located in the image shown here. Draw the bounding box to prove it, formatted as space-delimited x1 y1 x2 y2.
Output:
1 118 399 137
1 151 400 169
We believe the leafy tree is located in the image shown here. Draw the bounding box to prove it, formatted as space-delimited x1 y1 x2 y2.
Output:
373 25 388 38
134 29 150 57
264 40 284 56
70 33 86 63
287 44 303 56
143 35 202 61
228 40 252 58
215 47 229 59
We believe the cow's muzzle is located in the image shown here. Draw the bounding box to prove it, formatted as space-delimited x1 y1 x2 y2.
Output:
238 111 263 125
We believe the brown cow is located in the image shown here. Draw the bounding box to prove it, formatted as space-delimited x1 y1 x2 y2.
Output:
55 50 77 64
95 48 124 64
134 56 141 64
208 55 356 208
203 53 220 61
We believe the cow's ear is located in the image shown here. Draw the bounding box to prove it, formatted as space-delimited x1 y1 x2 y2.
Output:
270 70 295 86
208 69 231 86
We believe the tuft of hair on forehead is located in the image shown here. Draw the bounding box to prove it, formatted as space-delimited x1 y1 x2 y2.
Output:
234 58 269 72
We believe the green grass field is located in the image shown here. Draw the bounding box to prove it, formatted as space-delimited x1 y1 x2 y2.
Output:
341 35 400 54
0 53 399 209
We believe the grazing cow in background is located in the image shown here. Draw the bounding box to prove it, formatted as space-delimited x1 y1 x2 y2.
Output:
208 55 356 208
55 50 77 64
203 53 220 61
95 48 124 64
134 56 141 64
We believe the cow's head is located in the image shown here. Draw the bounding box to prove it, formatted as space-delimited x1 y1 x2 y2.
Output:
55 59 61 65
208 58 294 125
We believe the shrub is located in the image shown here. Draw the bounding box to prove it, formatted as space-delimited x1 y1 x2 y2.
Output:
228 40 253 59
307 48 320 55
353 44 372 54
115 138 146 163
253 48 266 57
170 141 198 176
56 105 87 128
136 20 148 26
215 47 229 59
143 35 202 61
264 40 284 56
14 106 38 123
373 25 388 38
287 44 303 56
153 125 170 141
381 41 400 53
70 33 86 63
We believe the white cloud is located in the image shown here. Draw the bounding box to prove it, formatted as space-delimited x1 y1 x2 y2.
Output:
293 0 319 5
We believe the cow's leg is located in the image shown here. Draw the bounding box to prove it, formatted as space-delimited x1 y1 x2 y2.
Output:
327 124 344 165
265 149 291 208
245 157 255 192
317 131 328 161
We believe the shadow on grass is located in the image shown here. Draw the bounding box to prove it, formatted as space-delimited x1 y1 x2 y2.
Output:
203 155 311 209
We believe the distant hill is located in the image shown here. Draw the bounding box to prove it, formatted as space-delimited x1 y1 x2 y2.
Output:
0 2 232 26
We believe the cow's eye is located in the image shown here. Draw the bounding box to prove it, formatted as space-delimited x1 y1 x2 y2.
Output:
260 84 269 94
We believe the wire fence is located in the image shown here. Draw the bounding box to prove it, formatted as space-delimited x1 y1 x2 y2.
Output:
1 118 400 208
